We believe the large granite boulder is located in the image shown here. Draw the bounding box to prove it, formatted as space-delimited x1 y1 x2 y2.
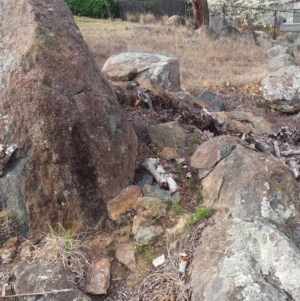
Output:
0 0 137 236
101 52 181 94
190 136 300 300
261 66 300 113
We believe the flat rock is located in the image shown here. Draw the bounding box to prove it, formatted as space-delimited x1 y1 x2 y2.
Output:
115 243 136 272
230 111 272 134
107 185 143 221
266 44 295 59
14 260 91 301
135 225 164 245
0 0 137 236
261 66 300 113
198 89 226 112
268 53 295 69
147 121 186 149
137 196 168 218
85 258 111 295
142 184 180 205
102 52 181 94
216 112 251 135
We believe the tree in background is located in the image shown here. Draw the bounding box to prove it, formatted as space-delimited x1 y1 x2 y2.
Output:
64 0 118 18
190 0 209 29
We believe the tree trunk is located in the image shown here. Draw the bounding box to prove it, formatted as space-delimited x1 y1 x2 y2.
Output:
191 0 209 29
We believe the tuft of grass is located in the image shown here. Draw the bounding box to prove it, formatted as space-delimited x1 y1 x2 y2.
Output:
139 13 156 24
174 160 184 182
33 223 91 283
185 204 211 228
145 245 155 263
172 200 183 215
107 247 115 256
0 210 16 239
134 243 144 254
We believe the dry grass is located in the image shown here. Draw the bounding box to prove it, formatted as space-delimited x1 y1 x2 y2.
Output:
32 225 91 284
75 17 274 95
0 210 16 239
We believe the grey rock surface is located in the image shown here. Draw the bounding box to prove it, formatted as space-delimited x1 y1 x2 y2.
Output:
198 89 226 112
190 136 300 301
142 184 180 205
261 66 300 113
102 52 181 94
135 225 163 245
14 260 91 301
268 53 295 69
147 121 186 149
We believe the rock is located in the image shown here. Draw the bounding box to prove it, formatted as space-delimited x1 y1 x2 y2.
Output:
158 147 179 160
198 89 226 112
132 215 148 235
216 112 251 135
107 186 144 221
261 66 300 113
85 258 111 295
152 254 165 267
195 25 217 39
142 184 180 205
266 45 295 59
165 15 185 26
147 121 186 149
0 0 137 237
102 52 181 94
135 225 164 245
220 25 240 37
191 136 300 300
175 91 208 108
115 243 136 272
0 237 19 263
14 260 91 300
240 29 259 45
286 32 299 43
268 53 295 68
137 197 168 218
137 173 153 189
230 111 272 135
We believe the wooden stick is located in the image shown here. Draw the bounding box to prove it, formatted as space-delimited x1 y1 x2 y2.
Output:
273 141 280 158
142 158 178 193
288 160 300 179
281 149 300 156
2 288 74 298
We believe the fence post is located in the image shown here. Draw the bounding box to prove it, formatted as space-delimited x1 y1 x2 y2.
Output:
273 10 277 40
223 3 226 26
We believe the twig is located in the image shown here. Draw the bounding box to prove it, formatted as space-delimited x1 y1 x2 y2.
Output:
2 289 74 298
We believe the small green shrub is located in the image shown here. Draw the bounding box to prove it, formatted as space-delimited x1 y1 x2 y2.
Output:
107 247 115 255
135 244 144 254
172 200 183 215
145 246 155 263
185 204 211 228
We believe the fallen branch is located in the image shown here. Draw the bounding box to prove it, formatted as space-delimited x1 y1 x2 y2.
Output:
2 288 74 298
142 158 178 194
288 160 300 179
281 149 300 157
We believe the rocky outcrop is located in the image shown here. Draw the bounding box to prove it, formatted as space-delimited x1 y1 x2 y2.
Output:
190 136 300 301
101 52 181 94
0 0 137 236
261 66 300 113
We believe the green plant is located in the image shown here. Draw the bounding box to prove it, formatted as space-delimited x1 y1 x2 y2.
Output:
174 160 184 182
185 204 211 228
191 132 199 145
107 247 115 256
134 243 144 254
196 186 203 202
49 223 73 252
172 200 183 215
145 245 155 263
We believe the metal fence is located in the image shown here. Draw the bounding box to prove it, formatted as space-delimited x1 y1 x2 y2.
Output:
118 0 187 20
